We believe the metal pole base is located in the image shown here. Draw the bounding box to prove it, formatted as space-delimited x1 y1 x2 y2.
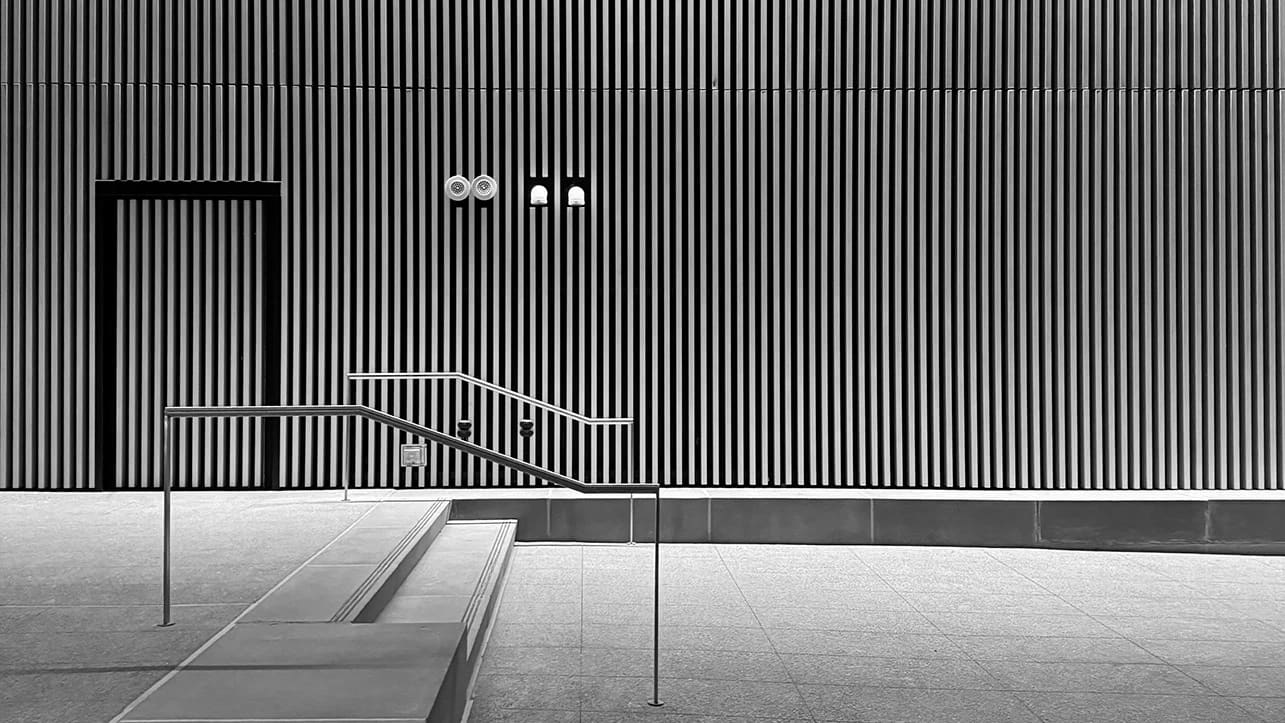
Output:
647 700 665 707
157 622 175 628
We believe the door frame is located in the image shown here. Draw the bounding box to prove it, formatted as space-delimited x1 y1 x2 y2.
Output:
93 180 283 490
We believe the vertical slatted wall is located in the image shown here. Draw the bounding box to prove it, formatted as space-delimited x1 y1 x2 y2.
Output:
1 1 1282 490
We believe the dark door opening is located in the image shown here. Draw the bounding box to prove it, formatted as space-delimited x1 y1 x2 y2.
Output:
94 181 283 490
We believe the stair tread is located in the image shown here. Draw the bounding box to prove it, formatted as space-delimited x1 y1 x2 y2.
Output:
375 519 517 663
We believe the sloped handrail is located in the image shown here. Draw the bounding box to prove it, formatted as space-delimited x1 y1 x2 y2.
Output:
346 371 632 426
163 404 655 494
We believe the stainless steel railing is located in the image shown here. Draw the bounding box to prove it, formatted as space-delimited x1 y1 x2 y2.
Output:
156 402 665 707
343 370 642 502
346 371 632 425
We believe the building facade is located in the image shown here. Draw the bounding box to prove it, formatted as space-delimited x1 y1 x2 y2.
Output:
1 1 1282 490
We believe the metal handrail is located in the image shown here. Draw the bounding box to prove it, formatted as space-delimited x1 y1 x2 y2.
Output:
343 371 643 511
156 402 664 707
164 404 655 495
345 371 632 426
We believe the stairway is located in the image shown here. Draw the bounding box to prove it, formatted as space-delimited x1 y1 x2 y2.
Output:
116 500 516 723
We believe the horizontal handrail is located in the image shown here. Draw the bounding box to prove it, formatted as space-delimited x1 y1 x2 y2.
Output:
162 404 657 494
345 371 633 426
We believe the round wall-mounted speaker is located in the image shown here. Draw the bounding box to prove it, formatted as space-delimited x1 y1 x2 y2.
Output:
445 175 472 201
472 174 498 201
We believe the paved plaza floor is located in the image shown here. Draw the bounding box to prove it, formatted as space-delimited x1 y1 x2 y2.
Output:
3 492 1285 722
475 543 1285 723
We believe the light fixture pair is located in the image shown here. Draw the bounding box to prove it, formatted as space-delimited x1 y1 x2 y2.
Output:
444 175 498 202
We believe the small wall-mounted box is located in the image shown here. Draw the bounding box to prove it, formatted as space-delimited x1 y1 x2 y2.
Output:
400 444 426 467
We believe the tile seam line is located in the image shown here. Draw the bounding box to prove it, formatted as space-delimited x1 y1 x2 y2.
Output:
107 489 397 723
910 548 1052 722
711 543 819 723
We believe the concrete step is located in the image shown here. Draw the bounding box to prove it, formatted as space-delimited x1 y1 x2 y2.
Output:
116 500 508 723
372 520 518 671
242 499 452 623
120 620 468 723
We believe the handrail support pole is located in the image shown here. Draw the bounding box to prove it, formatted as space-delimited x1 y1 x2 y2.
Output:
341 378 352 501
648 487 663 707
160 416 174 627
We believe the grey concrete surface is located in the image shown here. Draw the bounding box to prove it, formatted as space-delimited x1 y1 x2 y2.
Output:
432 489 1285 551
473 543 1285 723
118 621 467 723
0 490 387 723
6 492 1285 723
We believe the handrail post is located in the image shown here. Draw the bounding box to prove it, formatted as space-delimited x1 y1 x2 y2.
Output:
160 415 174 627
341 377 352 501
648 486 663 707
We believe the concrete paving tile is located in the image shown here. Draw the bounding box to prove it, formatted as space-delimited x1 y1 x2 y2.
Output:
0 697 141 723
497 601 583 626
1057 595 1245 619
0 606 48 632
1016 565 1176 583
740 587 914 611
481 645 584 676
584 624 775 653
171 581 279 605
1230 696 1285 722
474 673 583 711
0 580 159 606
584 583 744 607
1219 599 1285 625
1015 692 1265 723
512 545 584 568
878 575 1051 596
1034 579 1201 599
781 653 999 689
729 569 887 590
0 629 214 669
0 669 163 705
470 707 581 723
901 592 1084 616
868 562 1021 579
948 635 1161 664
585 569 736 590
753 607 938 635
978 660 1211 695
1177 666 1285 697
489 623 582 648
924 612 1122 638
582 602 759 628
580 676 811 719
1098 615 1285 642
1185 582 1285 600
503 583 584 603
582 714 808 723
1136 639 1285 667
1132 555 1281 580
16 603 244 632
798 684 1042 723
581 548 654 569
582 648 792 682
765 629 970 659
508 566 582 585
